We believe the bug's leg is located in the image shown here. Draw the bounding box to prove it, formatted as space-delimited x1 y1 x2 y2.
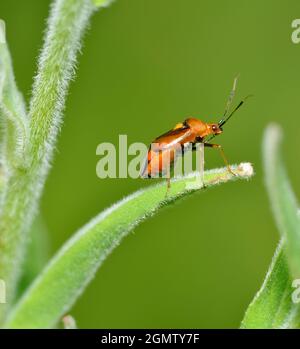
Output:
164 151 172 197
165 173 171 198
204 143 237 176
191 142 206 188
199 143 205 186
167 176 171 190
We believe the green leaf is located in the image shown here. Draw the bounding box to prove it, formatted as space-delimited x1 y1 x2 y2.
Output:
241 124 300 328
241 241 300 328
5 163 253 329
263 124 300 279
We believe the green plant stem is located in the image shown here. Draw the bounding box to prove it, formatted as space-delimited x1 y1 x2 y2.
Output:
4 163 253 329
0 18 28 210
0 0 98 323
17 216 49 297
0 18 29 323
0 21 28 169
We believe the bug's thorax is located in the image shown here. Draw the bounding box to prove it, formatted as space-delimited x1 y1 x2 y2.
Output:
184 118 223 139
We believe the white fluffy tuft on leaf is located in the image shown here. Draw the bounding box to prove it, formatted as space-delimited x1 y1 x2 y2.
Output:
237 162 254 177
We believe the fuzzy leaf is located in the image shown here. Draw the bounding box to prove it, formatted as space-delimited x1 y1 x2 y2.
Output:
241 124 300 328
241 241 300 328
263 124 300 279
5 163 253 329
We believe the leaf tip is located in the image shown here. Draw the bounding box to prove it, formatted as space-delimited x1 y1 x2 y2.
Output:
263 123 283 175
62 315 77 329
264 122 282 141
0 19 6 44
92 0 115 8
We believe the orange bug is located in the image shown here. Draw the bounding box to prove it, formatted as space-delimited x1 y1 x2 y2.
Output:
140 77 251 190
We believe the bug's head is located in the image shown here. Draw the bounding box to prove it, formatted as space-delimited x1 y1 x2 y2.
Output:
208 123 223 136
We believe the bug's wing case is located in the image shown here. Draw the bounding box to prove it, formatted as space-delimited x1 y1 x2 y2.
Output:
153 127 191 149
140 127 193 178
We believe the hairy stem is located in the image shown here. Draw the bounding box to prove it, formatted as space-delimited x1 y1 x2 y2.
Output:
0 0 98 323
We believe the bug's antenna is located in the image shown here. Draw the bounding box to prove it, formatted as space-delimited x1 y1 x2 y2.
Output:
222 75 239 119
205 78 252 143
218 94 252 128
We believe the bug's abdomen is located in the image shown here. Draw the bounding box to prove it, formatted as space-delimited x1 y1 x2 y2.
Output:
140 146 179 178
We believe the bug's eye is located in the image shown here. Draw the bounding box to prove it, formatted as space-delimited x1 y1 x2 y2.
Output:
212 125 217 131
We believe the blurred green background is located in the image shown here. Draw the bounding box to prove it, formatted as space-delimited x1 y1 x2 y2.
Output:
1 0 300 328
